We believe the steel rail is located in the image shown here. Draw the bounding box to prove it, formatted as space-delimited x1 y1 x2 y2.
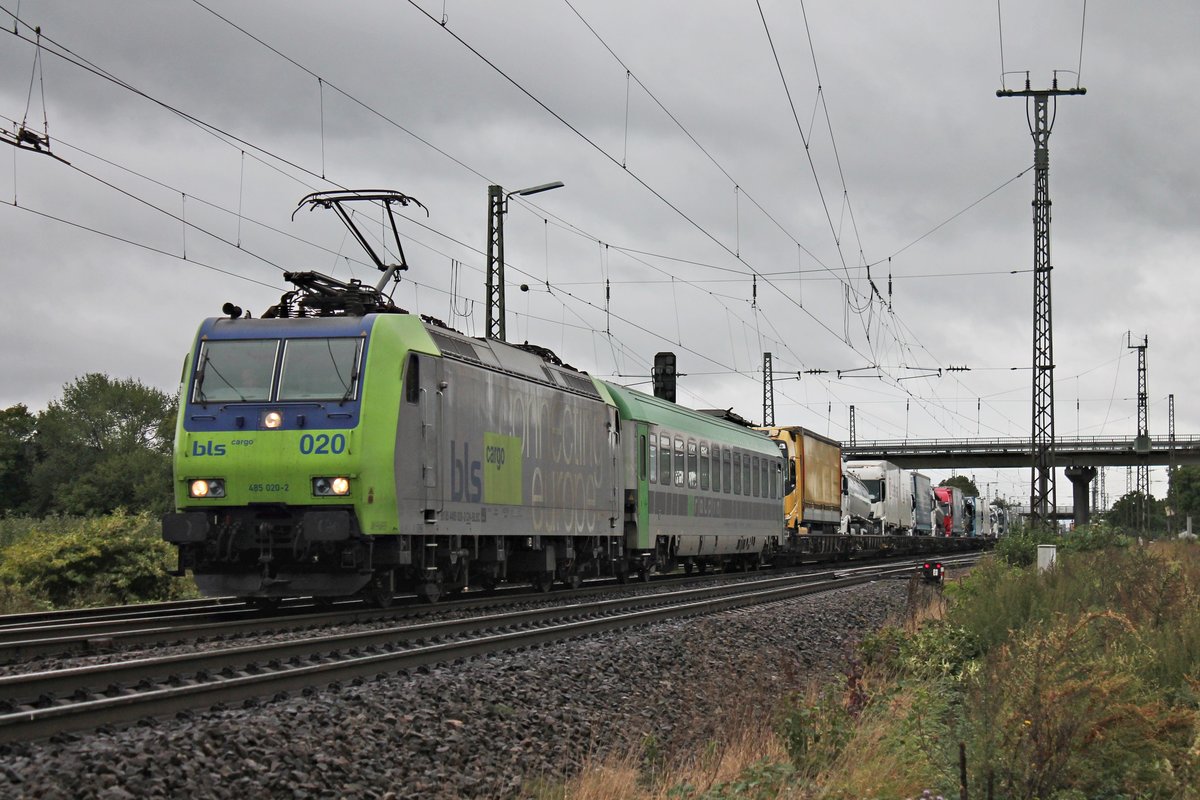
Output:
0 579 601 664
0 558 973 744
0 554 956 664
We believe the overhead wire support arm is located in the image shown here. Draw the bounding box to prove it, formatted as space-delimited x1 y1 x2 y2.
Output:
0 123 69 164
2 22 69 165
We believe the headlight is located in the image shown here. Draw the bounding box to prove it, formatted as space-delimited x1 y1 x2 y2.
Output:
189 478 226 498
313 477 351 497
263 411 283 429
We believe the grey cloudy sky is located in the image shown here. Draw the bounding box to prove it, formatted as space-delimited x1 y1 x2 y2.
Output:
1 1 1196 504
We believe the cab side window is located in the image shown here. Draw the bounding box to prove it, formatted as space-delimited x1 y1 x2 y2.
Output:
404 355 420 404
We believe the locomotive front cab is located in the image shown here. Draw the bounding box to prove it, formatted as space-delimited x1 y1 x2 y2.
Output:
163 315 383 601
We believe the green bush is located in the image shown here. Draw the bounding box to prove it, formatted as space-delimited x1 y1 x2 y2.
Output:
995 524 1061 567
961 611 1196 798
995 521 1132 568
0 511 196 608
0 515 41 550
777 687 852 778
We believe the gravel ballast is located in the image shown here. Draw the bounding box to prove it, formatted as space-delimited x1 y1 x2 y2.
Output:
0 578 911 799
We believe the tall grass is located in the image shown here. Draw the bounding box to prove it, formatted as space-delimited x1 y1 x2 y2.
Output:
549 543 1200 798
528 709 795 800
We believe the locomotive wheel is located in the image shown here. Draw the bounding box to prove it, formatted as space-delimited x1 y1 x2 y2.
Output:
247 597 281 612
684 559 694 576
532 571 554 593
367 586 395 608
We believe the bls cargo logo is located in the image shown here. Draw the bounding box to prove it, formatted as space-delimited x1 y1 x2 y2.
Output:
450 441 482 503
192 440 226 456
450 434 522 505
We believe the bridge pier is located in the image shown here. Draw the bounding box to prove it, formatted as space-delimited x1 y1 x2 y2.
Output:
1064 465 1098 527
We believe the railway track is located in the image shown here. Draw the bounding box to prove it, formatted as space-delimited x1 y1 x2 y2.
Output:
0 553 979 666
0 555 977 744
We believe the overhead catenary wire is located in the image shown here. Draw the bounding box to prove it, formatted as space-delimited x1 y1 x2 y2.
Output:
402 0 901 380
0 0 1084 441
0 2 826 412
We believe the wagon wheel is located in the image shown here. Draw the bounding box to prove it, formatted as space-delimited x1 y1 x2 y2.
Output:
415 571 442 604
532 571 555 593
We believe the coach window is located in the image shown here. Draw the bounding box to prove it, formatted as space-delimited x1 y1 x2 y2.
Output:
722 449 732 493
751 457 760 497
773 463 782 499
674 437 685 487
404 355 420 404
687 441 698 489
760 459 768 500
648 436 657 483
639 435 648 481
699 443 710 491
659 434 672 486
732 452 742 495
742 454 752 497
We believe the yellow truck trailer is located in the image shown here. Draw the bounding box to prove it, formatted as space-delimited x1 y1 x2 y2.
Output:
759 426 842 534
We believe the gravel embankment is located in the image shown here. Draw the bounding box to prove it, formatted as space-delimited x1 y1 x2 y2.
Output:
0 577 912 799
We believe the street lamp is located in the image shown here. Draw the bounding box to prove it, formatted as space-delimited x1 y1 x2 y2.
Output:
486 180 564 341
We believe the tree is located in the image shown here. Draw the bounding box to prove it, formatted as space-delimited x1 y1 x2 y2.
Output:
1104 491 1166 534
29 374 176 516
0 404 37 514
939 474 979 497
1167 466 1200 524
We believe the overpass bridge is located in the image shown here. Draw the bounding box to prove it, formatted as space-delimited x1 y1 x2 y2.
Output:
1008 505 1078 521
842 434 1200 526
842 435 1200 470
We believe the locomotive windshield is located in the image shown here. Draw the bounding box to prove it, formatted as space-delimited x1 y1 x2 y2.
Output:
278 338 362 401
193 337 362 404
194 339 279 403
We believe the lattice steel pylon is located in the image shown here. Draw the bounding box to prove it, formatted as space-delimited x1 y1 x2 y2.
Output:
762 352 775 427
485 185 506 341
998 75 1085 528
1129 333 1150 533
